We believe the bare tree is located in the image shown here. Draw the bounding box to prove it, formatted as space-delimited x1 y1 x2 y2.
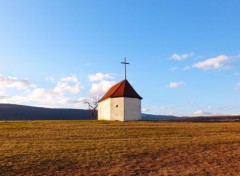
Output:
82 97 99 120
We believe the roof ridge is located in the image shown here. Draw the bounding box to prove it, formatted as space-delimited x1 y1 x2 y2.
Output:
98 79 142 102
110 80 126 98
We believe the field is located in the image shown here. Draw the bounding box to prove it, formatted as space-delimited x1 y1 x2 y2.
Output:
0 121 240 176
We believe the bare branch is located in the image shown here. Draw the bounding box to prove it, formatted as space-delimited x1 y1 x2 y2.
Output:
82 96 99 110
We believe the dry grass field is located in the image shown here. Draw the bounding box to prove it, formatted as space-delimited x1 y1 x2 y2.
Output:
0 121 240 176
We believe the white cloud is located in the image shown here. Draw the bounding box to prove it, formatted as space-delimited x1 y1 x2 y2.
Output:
183 66 191 71
190 106 240 116
236 82 240 90
27 82 82 107
168 82 184 88
0 75 35 90
169 67 178 71
45 76 55 83
89 80 116 96
0 93 29 105
88 72 117 97
30 76 82 101
60 75 78 83
30 88 58 100
142 108 150 113
58 97 85 106
193 110 224 116
192 55 230 70
88 73 114 82
0 74 84 108
52 75 82 95
54 81 81 95
171 53 194 61
0 93 10 100
194 110 212 116
158 105 182 116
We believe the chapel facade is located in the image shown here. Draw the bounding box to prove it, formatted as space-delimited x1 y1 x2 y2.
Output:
98 79 142 121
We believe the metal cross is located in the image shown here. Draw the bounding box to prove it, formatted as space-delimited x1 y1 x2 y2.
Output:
121 58 129 80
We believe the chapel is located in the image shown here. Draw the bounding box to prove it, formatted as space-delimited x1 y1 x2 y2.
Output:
98 59 142 121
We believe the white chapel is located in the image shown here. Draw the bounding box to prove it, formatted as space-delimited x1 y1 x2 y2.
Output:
98 59 142 121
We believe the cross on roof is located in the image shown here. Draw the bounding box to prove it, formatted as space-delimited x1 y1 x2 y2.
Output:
121 58 129 80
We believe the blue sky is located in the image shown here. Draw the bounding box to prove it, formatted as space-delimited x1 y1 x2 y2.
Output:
0 0 240 116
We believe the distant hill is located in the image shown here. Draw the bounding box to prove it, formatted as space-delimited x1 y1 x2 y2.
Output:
0 104 178 121
142 113 240 122
0 104 97 120
141 113 178 121
172 115 240 122
0 104 239 121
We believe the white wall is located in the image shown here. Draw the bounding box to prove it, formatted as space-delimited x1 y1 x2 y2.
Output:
110 97 124 121
124 98 141 121
98 97 141 121
98 99 111 120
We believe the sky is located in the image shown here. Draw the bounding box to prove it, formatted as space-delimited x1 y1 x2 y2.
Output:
0 0 240 116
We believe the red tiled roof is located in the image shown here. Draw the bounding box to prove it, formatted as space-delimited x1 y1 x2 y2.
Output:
98 79 142 102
